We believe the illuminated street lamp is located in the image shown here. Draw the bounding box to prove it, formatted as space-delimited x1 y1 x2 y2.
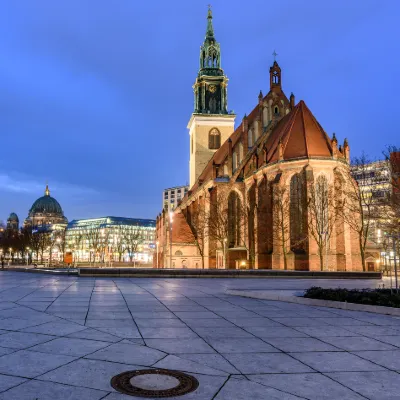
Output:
169 212 173 268
223 238 227 269
156 241 159 269
26 247 30 265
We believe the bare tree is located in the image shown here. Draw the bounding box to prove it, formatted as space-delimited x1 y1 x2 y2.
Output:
112 226 126 262
182 204 208 269
123 226 143 265
36 231 52 263
307 175 340 271
70 231 84 263
380 147 400 288
343 154 383 271
85 228 102 263
272 184 291 270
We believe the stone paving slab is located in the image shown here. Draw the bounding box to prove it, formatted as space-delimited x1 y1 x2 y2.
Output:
0 271 398 399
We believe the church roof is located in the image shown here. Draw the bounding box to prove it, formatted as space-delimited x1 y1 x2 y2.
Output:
264 100 333 162
189 99 336 194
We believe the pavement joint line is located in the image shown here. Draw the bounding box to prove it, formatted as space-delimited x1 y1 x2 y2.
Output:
132 279 244 375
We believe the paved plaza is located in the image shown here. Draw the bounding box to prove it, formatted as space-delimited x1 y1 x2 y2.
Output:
0 272 398 399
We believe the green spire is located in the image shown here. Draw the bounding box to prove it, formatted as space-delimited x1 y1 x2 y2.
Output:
206 5 214 38
199 6 221 73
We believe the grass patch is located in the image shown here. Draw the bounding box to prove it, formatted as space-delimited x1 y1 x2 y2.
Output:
304 287 400 308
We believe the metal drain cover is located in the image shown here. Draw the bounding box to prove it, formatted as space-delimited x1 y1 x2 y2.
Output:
111 369 199 398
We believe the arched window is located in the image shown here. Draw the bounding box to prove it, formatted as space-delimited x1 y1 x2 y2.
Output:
232 152 237 171
274 106 279 115
248 129 253 147
209 128 221 149
228 191 242 248
175 250 183 256
290 173 305 251
273 71 279 84
315 175 329 236
191 135 194 154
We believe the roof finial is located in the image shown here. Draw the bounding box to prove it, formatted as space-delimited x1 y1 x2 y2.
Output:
206 4 214 37
272 50 278 61
45 184 50 196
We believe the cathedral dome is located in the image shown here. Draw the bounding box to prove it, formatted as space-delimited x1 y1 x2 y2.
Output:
29 185 65 216
8 213 19 222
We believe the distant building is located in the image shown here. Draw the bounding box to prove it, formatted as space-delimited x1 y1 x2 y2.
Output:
24 185 68 230
163 185 188 213
66 216 156 264
351 152 400 243
6 213 19 232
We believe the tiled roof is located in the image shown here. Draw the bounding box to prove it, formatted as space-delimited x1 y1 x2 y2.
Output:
265 100 333 162
187 99 335 197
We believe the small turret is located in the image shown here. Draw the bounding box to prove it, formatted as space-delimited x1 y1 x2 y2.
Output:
290 93 295 109
343 138 350 162
258 90 263 104
331 133 338 158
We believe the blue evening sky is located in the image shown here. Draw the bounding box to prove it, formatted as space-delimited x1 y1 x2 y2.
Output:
0 0 399 223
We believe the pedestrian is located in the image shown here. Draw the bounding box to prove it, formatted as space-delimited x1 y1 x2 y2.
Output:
1 256 4 269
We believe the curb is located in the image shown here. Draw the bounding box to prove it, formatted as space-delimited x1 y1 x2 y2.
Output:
78 268 382 279
226 289 400 317
1 268 78 276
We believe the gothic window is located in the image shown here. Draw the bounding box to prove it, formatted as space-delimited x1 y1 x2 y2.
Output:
290 173 305 251
273 71 279 84
232 152 237 171
238 143 243 163
315 175 329 236
209 128 221 149
228 191 242 248
248 129 253 148
274 106 279 115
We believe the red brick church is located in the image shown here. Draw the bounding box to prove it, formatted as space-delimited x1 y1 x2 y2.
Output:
155 7 363 271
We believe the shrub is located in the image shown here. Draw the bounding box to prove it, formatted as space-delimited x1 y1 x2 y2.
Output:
304 287 400 308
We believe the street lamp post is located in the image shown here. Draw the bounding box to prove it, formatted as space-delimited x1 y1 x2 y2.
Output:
8 248 12 267
169 212 173 269
26 247 30 265
156 241 159 269
223 238 227 269
56 238 62 262
393 236 398 293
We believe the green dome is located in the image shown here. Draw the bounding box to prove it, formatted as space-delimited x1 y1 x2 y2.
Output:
29 185 64 216
29 195 63 215
8 213 19 221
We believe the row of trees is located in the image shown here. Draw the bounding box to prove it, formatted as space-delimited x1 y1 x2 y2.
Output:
181 147 400 271
0 227 66 264
69 225 144 263
0 225 145 265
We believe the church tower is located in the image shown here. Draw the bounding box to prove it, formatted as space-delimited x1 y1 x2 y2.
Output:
188 6 235 189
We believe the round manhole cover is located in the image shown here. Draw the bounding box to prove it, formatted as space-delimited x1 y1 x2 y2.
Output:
111 369 199 398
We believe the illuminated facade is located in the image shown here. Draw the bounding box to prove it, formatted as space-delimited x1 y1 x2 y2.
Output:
156 7 364 271
66 216 156 264
351 159 391 245
24 185 68 230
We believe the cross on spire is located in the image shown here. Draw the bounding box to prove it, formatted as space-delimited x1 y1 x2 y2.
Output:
272 50 278 61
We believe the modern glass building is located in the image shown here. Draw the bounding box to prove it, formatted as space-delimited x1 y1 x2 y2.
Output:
66 216 156 264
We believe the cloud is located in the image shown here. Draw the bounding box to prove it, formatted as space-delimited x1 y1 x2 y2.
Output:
0 172 98 198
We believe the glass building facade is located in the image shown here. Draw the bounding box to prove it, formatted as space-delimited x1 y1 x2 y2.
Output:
66 216 156 264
